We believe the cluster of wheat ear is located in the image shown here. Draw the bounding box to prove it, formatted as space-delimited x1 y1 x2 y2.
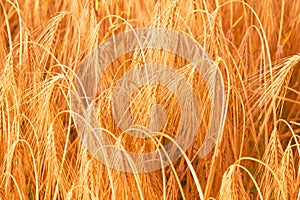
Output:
0 0 299 199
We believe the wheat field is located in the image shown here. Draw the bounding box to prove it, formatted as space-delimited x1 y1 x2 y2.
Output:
0 0 300 199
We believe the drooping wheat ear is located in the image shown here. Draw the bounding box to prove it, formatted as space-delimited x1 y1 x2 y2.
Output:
256 129 286 199
219 165 251 200
250 55 300 145
277 145 296 199
35 12 68 70
165 172 180 199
